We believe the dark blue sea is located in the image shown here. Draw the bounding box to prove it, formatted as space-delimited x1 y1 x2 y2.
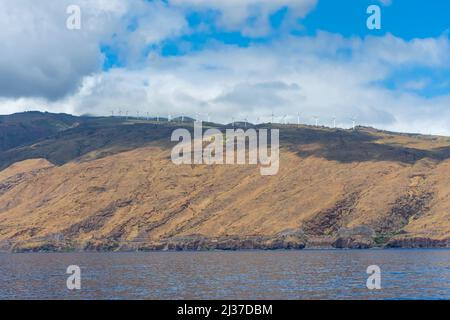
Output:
0 249 448 300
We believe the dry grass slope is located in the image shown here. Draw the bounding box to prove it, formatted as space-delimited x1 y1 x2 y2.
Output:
0 118 448 251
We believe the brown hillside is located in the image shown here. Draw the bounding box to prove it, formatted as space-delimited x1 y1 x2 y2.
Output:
0 122 449 251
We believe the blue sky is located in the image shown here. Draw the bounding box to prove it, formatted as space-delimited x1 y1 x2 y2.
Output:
0 0 449 135
101 0 450 99
304 0 450 39
102 0 450 61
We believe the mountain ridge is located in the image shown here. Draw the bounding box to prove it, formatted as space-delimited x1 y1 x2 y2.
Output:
0 112 449 251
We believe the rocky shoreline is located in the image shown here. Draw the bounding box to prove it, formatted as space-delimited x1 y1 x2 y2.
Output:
2 230 449 253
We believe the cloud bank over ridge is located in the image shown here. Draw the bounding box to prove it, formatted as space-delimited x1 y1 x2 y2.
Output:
0 0 449 135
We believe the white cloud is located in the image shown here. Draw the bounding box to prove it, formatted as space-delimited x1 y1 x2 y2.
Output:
359 34 450 67
0 0 99 100
172 0 317 36
0 0 186 100
377 0 392 6
0 1 449 136
0 0 393 102
3 32 449 135
400 79 430 91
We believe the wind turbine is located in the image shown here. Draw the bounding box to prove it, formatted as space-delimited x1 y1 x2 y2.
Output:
271 111 274 124
231 117 235 128
297 113 301 128
332 117 337 129
313 116 319 127
244 116 248 128
350 117 356 130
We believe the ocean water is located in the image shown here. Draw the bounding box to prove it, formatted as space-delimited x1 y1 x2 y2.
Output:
0 249 448 300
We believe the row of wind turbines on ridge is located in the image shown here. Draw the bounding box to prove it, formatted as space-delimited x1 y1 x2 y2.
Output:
110 110 358 130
